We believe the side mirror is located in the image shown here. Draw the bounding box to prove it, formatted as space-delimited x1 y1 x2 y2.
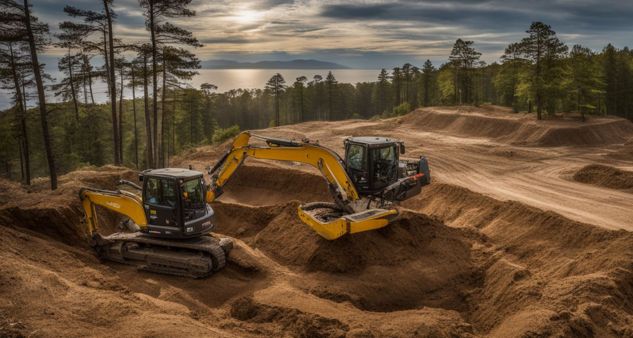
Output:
399 143 406 155
138 174 144 182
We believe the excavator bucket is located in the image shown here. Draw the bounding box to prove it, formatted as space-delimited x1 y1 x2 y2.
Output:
298 202 398 240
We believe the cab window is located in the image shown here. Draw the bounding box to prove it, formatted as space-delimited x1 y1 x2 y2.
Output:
145 177 178 207
182 178 205 209
346 144 365 171
371 145 397 186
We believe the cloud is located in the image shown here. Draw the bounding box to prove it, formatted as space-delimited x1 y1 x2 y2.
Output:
26 0 633 69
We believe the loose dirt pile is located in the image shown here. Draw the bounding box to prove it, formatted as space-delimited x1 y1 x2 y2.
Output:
0 166 137 244
2 106 633 337
401 107 633 147
573 164 633 192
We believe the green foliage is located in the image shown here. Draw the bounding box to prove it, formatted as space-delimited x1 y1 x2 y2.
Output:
390 102 411 117
212 125 240 144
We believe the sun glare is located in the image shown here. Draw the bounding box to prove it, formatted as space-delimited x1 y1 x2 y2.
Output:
234 9 263 24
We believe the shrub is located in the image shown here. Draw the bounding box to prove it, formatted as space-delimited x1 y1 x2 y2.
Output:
212 125 240 144
392 102 411 117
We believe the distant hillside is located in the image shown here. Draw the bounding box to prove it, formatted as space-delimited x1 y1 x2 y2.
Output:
201 59 349 69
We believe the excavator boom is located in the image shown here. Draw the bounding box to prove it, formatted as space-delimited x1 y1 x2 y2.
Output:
207 131 423 240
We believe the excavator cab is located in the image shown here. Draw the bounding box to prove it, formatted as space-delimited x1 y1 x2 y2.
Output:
139 168 215 239
344 137 430 200
344 137 400 194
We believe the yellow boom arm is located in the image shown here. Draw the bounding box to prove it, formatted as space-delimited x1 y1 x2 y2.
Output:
207 131 397 240
207 131 360 207
79 188 148 236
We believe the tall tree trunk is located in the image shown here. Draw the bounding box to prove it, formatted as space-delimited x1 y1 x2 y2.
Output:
171 104 175 165
24 0 56 190
143 55 153 168
119 64 124 164
85 55 95 104
104 0 120 165
67 50 79 120
159 55 166 167
131 67 138 169
9 43 30 185
149 2 158 168
82 61 88 105
190 95 194 145
300 88 304 122
102 30 110 96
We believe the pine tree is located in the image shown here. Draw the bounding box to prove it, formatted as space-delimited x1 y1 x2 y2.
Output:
520 22 567 119
449 39 481 105
55 21 91 120
294 76 307 122
63 3 121 164
421 60 435 107
377 68 390 113
568 45 601 121
392 67 401 105
21 0 57 189
139 0 199 168
0 38 32 184
266 73 286 126
325 71 337 120
498 42 525 112
603 44 619 116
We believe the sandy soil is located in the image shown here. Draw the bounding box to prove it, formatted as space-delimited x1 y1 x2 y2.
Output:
1 106 633 337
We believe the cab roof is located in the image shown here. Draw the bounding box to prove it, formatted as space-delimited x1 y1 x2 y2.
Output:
143 168 203 179
346 136 399 145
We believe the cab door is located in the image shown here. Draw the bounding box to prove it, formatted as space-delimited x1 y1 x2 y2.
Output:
369 145 398 192
345 143 370 193
143 176 182 230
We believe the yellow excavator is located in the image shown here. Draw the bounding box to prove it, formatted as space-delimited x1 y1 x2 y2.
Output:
208 132 431 240
79 131 430 277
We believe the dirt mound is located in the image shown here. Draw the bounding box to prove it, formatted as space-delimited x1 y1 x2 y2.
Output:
573 164 633 191
401 108 633 147
0 166 137 244
230 297 349 337
217 165 331 206
405 183 633 336
212 201 484 313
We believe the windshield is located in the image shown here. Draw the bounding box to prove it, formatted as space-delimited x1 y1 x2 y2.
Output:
145 177 178 207
182 178 205 209
346 144 366 171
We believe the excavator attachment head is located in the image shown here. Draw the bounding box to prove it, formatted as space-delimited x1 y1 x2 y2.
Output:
298 202 398 240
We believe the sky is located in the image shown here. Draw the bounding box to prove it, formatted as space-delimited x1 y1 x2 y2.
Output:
28 0 633 69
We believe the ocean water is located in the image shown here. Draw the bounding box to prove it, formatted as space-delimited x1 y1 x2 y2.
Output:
0 69 380 110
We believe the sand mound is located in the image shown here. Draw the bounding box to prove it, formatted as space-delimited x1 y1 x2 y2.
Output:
405 183 633 336
0 167 137 244
230 297 349 337
401 108 633 147
573 164 633 191
212 201 483 313
217 165 331 205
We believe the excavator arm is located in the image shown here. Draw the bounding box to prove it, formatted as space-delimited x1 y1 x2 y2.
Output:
206 131 397 240
79 187 147 236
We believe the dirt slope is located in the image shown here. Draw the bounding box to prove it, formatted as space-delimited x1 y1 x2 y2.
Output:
401 106 633 147
573 164 633 192
2 106 633 337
